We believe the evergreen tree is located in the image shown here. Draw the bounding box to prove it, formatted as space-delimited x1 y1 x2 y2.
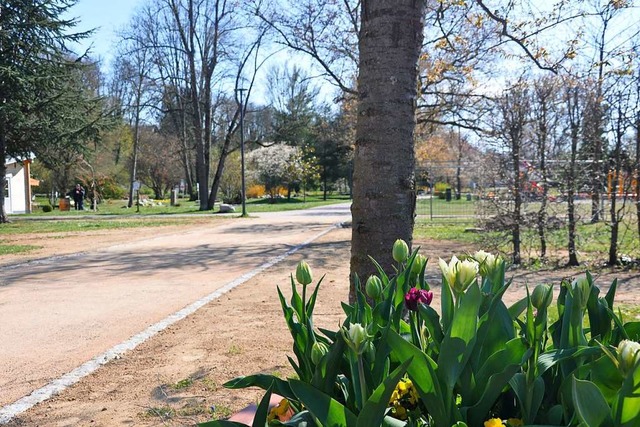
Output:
0 0 96 222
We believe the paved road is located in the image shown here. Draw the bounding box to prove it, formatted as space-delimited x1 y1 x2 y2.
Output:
0 204 351 410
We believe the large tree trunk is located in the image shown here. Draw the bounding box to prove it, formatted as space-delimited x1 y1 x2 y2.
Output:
350 0 426 302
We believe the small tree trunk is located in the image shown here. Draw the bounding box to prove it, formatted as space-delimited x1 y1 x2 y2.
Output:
537 167 548 261
0 130 8 223
127 112 141 208
635 117 640 243
565 86 580 266
512 150 522 265
567 141 579 266
608 183 619 266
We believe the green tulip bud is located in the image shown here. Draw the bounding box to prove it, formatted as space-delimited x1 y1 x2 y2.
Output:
571 276 591 310
311 341 329 365
411 254 427 275
295 260 313 286
454 259 479 294
365 340 376 361
341 323 371 355
365 275 383 300
531 284 553 310
617 340 640 375
473 250 498 277
392 239 409 263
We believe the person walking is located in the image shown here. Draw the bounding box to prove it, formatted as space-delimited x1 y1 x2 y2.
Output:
71 184 85 210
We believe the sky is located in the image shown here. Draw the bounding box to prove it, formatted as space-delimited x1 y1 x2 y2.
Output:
67 0 146 69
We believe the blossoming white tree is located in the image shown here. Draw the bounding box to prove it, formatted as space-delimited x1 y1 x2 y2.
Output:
247 143 319 200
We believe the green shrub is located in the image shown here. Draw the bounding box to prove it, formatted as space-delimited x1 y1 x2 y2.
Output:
41 205 53 213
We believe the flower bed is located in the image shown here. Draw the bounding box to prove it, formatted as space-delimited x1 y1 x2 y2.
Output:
201 241 640 427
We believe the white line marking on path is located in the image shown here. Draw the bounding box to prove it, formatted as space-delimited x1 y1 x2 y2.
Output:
0 223 342 424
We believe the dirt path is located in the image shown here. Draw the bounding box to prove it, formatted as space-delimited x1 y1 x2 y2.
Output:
1 212 639 426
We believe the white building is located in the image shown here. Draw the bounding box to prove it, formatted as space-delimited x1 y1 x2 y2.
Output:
3 157 36 214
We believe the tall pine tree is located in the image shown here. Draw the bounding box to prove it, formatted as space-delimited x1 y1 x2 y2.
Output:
0 0 94 222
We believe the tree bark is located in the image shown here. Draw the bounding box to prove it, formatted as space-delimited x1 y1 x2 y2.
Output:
350 0 425 302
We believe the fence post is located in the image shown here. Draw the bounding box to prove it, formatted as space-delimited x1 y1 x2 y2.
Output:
430 185 434 221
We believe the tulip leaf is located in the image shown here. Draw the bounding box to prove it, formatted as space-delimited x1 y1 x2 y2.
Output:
439 282 481 389
466 361 524 427
623 321 640 342
224 374 295 401
372 327 392 385
252 383 273 427
604 278 618 309
288 276 304 320
536 347 602 377
289 379 358 427
418 304 444 349
572 377 614 427
475 300 515 371
510 373 545 425
475 338 527 394
386 328 449 427
612 358 640 427
305 276 325 320
312 333 346 394
440 273 455 333
356 358 413 427
368 255 390 286
508 296 528 320
198 421 247 427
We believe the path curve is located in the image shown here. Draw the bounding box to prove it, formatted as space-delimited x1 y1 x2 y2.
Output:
0 204 351 420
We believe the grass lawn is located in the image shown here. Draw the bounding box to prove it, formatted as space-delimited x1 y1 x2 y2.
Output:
2 193 349 236
244 194 350 212
0 242 41 255
414 216 640 265
26 193 350 216
0 217 219 236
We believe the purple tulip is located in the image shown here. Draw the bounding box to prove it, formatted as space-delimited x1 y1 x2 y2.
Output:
404 287 433 311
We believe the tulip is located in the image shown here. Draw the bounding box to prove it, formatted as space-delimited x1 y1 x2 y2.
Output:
365 275 383 300
311 341 329 365
404 287 433 311
341 323 371 355
473 250 498 276
454 259 479 294
438 256 458 289
618 340 640 375
411 254 427 275
571 276 591 310
392 239 409 263
295 260 313 286
531 283 553 310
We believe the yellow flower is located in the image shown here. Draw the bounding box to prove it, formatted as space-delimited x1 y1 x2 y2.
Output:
267 398 293 422
507 418 524 427
484 418 503 427
388 377 420 420
397 378 411 393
